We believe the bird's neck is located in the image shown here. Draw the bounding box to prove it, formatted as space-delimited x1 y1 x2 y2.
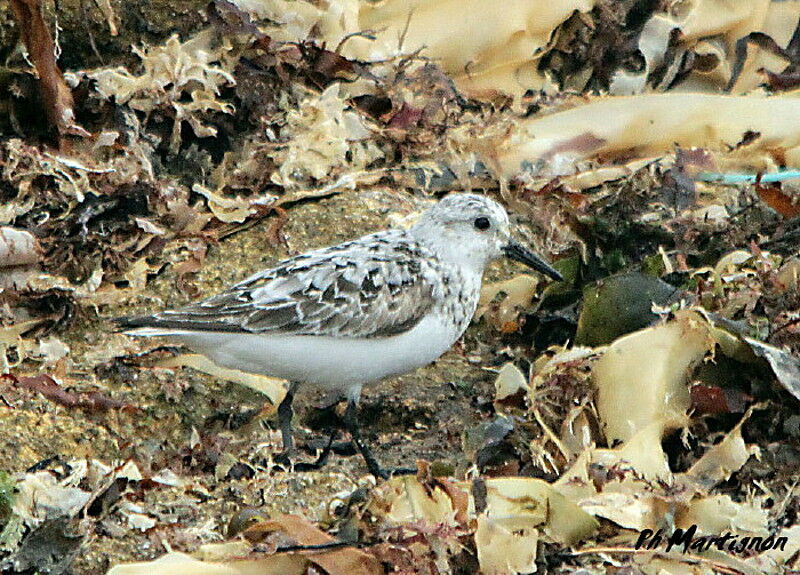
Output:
412 230 486 334
436 263 483 337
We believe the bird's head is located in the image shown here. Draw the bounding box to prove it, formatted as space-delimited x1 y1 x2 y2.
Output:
411 193 562 280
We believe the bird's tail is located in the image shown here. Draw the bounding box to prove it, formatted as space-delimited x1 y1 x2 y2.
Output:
113 315 178 336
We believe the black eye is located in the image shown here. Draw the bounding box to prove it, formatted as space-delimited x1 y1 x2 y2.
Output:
474 216 491 230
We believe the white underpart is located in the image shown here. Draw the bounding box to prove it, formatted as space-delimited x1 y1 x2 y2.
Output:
126 194 519 402
130 310 462 401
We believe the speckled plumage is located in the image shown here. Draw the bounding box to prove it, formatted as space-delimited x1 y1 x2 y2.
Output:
122 229 478 340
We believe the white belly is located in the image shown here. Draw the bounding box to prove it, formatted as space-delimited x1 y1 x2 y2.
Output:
164 312 462 393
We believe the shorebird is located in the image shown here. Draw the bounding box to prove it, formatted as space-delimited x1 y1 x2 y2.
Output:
118 193 562 478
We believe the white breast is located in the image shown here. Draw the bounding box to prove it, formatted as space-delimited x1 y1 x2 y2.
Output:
171 310 464 395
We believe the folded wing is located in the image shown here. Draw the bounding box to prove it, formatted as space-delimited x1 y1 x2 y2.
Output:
118 232 438 339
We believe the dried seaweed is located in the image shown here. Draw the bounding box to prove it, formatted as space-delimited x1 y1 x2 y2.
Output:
9 0 88 142
89 31 236 154
1 373 133 412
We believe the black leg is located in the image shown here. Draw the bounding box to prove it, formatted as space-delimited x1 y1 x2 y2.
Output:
277 382 299 456
344 400 417 479
275 383 337 472
344 399 389 479
275 389 414 478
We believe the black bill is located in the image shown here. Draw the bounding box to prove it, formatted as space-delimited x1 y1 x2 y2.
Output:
502 241 563 281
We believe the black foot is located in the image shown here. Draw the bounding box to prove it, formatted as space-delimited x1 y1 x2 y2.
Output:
272 429 337 472
342 399 416 480
304 438 356 456
272 450 293 468
271 453 329 473
370 466 417 480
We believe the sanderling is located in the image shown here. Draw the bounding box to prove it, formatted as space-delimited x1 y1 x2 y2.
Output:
118 193 562 478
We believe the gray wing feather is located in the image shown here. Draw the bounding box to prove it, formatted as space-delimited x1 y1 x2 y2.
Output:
124 231 439 338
